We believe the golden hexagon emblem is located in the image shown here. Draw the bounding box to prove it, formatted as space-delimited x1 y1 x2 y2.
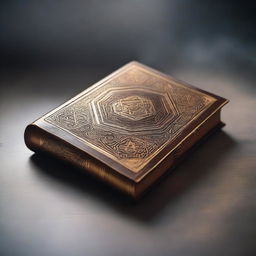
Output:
112 95 155 121
90 87 179 133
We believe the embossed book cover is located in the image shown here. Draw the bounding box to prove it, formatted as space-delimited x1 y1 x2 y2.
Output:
25 61 228 198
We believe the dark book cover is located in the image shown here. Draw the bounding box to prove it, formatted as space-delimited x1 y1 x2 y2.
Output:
25 61 228 198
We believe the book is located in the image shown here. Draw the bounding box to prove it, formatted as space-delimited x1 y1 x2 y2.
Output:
24 61 228 198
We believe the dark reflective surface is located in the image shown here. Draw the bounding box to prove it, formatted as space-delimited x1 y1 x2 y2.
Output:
1 1 256 256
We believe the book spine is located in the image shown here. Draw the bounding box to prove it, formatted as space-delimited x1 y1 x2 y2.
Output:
24 124 136 197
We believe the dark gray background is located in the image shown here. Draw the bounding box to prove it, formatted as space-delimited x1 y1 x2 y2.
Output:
0 1 256 256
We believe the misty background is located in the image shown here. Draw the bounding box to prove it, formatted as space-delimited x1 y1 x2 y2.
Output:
0 0 255 73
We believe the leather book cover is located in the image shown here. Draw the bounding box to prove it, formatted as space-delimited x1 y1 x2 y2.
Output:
25 61 228 198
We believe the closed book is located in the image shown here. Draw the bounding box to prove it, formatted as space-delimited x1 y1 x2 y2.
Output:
25 61 228 198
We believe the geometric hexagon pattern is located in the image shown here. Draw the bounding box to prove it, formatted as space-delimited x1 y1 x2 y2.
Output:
112 95 156 121
90 87 179 133
45 65 216 173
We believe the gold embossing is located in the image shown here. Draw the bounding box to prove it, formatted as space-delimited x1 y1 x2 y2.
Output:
113 95 156 121
45 66 216 173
